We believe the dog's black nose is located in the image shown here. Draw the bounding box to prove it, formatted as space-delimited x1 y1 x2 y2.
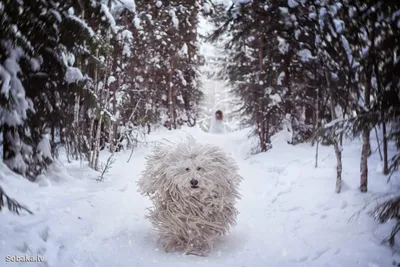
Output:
190 179 198 186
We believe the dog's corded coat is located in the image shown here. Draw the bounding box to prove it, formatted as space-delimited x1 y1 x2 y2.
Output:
138 137 242 256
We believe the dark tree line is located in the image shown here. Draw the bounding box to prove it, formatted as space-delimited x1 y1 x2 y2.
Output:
0 0 207 213
208 0 400 245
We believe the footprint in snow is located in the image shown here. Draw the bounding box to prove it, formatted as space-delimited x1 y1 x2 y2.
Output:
323 206 333 211
298 256 308 262
119 185 128 192
290 255 309 263
37 246 46 255
15 242 31 253
311 247 330 261
283 206 303 212
276 188 292 196
39 226 50 242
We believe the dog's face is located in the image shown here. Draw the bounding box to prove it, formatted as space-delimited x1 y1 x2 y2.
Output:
162 141 240 197
138 138 241 198
166 149 218 193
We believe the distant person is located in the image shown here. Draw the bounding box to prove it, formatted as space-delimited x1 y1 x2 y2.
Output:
209 110 225 134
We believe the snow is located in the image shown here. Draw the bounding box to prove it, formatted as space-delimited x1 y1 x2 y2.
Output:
176 70 187 86
1 4 399 266
30 58 41 71
101 4 117 33
169 9 179 29
277 72 285 86
49 9 62 23
295 29 301 40
282 114 293 143
120 29 133 57
197 13 241 133
334 104 343 119
107 75 116 86
179 43 188 56
64 67 83 84
118 0 136 12
61 52 75 67
288 0 299 8
0 64 11 97
279 7 289 14
340 35 355 66
202 2 211 14
277 36 289 54
1 126 398 267
319 7 327 20
333 19 344 34
269 93 282 106
232 0 251 4
37 135 53 162
156 1 162 8
133 16 142 30
0 44 33 126
298 48 315 62
66 14 95 37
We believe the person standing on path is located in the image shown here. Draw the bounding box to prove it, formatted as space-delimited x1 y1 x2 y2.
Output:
209 110 225 134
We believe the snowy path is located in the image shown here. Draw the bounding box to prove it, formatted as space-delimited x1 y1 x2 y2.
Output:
1 126 396 267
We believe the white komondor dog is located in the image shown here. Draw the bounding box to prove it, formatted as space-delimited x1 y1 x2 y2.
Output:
138 137 242 256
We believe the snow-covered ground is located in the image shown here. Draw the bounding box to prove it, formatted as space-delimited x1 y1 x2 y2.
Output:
1 125 398 267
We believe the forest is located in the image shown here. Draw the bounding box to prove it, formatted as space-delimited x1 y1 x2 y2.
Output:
1 0 400 262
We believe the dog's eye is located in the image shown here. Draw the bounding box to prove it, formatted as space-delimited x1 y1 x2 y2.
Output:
196 167 202 171
185 168 190 171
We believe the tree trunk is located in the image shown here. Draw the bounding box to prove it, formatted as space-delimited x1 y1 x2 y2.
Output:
315 84 320 167
314 85 319 133
2 125 13 161
88 49 99 166
315 139 319 168
382 121 389 175
72 9 86 160
88 115 96 164
60 127 65 144
259 104 267 152
73 94 80 160
51 125 55 143
108 89 115 153
360 76 371 193
374 126 383 161
360 131 369 192
108 122 114 153
326 71 342 193
94 73 111 170
108 111 115 153
266 114 270 146
258 37 267 152
73 95 80 128
312 60 319 146
168 57 176 130
333 142 342 193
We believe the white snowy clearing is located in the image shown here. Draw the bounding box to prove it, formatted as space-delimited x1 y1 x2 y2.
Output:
1 126 398 267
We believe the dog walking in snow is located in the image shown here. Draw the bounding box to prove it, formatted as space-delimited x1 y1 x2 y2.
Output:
138 136 242 256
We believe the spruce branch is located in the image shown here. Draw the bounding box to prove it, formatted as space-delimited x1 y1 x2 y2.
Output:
310 107 400 143
0 186 33 215
96 154 116 181
371 196 400 247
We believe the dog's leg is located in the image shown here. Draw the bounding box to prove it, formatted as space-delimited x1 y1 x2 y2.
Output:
182 236 213 257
